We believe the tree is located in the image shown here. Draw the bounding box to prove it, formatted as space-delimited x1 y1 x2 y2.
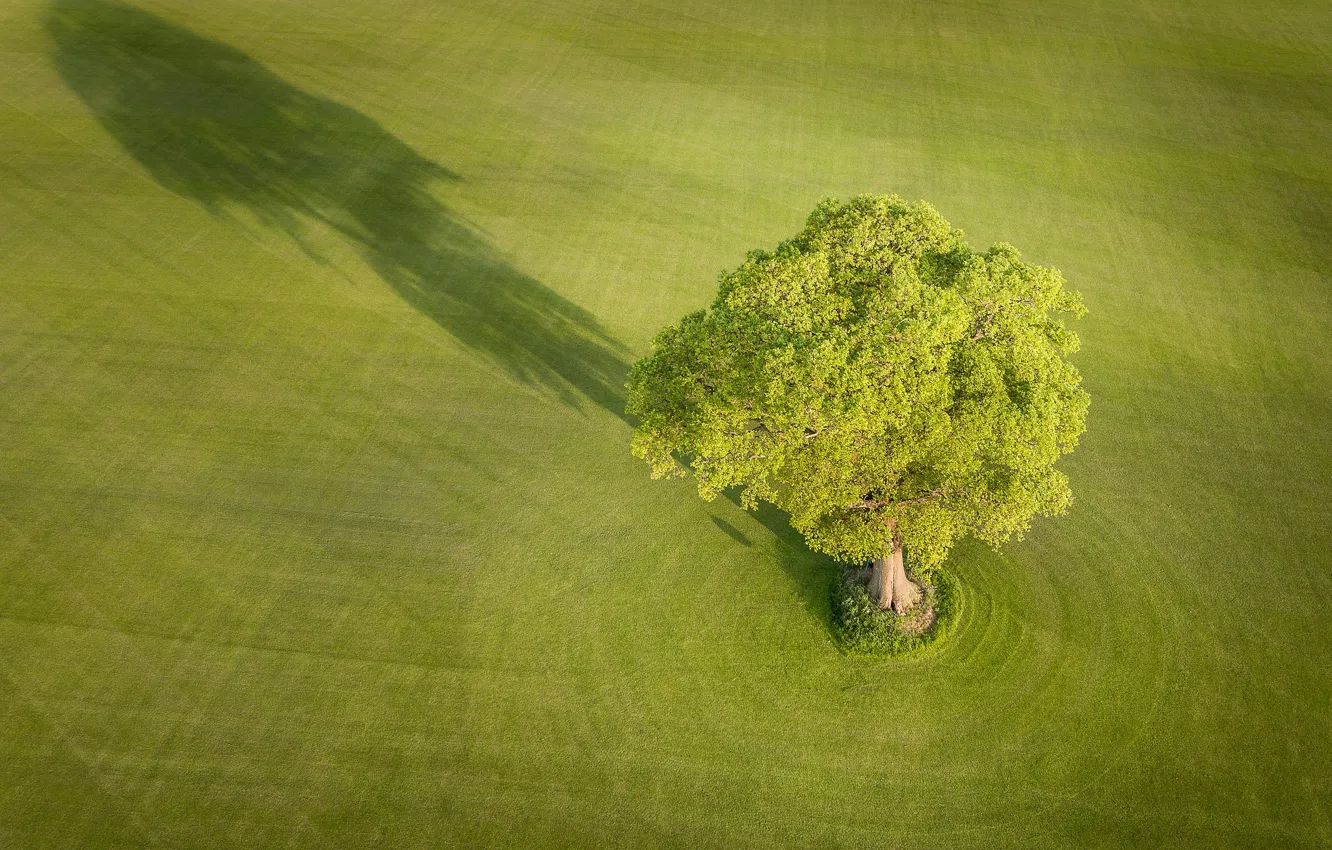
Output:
627 195 1088 614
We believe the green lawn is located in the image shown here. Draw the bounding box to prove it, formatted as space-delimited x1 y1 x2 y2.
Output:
2 0 1331 846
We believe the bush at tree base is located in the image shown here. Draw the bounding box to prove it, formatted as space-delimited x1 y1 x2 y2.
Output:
832 568 960 656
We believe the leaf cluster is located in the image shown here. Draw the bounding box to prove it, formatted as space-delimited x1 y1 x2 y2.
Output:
628 195 1088 569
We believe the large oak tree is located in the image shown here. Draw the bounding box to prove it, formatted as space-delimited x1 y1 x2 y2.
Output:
628 196 1088 613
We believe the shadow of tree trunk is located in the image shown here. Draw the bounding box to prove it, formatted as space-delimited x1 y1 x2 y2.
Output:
46 0 630 416
722 488 839 635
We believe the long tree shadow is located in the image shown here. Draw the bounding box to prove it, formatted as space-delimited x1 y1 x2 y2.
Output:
46 0 629 415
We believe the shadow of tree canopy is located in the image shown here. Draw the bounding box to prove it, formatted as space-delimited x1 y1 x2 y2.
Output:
46 0 629 415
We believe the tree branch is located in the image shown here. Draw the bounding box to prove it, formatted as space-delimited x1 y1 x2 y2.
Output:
846 486 950 512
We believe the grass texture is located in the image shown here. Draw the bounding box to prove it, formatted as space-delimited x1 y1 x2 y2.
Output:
2 0 1331 846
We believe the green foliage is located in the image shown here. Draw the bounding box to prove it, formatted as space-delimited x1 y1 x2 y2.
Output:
833 569 960 656
629 195 1088 570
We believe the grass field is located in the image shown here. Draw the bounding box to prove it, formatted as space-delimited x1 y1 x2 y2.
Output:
3 0 1331 846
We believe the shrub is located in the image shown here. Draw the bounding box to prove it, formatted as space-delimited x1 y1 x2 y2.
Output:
832 567 959 656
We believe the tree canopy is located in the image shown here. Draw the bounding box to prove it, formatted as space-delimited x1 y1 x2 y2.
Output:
628 195 1088 581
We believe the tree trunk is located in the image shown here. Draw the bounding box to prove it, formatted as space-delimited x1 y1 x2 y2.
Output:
868 539 920 614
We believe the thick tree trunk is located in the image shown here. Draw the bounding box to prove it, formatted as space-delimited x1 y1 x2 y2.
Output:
868 539 920 614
